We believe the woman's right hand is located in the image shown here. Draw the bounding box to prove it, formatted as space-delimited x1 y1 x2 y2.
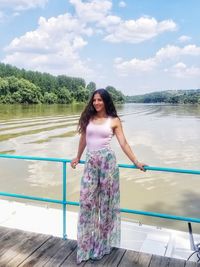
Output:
70 157 80 169
134 160 147 172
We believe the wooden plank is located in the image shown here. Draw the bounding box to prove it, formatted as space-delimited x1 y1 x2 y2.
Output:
149 254 188 267
0 226 10 237
137 252 152 266
185 261 200 267
0 230 40 265
0 228 26 257
60 249 85 267
18 236 74 267
84 247 126 267
149 255 171 267
118 250 152 267
0 226 15 238
43 239 77 267
168 257 185 267
118 250 140 267
1 227 198 267
0 227 15 241
4 232 51 267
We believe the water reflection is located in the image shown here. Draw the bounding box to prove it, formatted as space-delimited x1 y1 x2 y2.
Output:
0 103 85 121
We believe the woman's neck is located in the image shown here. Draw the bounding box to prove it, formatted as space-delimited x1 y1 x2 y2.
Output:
95 111 107 118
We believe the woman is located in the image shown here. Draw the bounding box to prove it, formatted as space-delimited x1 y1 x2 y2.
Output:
71 88 146 264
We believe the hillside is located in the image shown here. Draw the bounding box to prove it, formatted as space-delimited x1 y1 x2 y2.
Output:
126 89 200 104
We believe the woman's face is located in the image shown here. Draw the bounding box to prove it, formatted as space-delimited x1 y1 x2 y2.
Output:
93 93 105 113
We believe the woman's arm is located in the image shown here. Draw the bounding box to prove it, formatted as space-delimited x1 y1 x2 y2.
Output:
70 132 86 168
113 117 146 171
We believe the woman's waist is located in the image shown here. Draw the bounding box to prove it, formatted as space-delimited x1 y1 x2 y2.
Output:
86 140 112 150
85 146 117 165
86 145 114 155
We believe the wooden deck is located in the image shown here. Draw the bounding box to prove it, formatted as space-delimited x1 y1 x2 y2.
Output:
0 226 199 267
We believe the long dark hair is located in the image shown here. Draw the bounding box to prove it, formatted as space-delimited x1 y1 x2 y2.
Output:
78 88 118 133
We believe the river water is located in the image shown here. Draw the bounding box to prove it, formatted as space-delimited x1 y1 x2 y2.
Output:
0 103 200 232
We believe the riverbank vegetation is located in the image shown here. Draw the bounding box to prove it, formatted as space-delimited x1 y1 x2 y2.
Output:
125 90 200 104
0 63 124 104
1 63 199 105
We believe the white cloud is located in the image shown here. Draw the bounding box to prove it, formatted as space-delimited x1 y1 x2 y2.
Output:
3 13 93 78
156 44 200 61
104 17 177 43
98 15 121 28
0 0 48 11
6 13 89 51
178 35 192 43
115 57 157 75
69 1 177 44
167 62 200 78
118 1 126 8
156 45 181 61
70 0 112 22
114 44 200 79
4 51 93 77
182 44 200 56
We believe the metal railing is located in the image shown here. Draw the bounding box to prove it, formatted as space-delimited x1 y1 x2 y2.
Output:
0 154 200 239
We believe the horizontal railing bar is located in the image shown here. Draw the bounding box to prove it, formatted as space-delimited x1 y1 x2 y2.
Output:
0 154 200 175
0 154 70 163
121 208 200 224
0 192 62 204
118 164 200 175
65 201 200 223
1 192 200 224
73 160 200 175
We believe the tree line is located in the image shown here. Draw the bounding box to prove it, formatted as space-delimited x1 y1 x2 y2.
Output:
125 89 200 104
0 63 125 104
1 63 199 105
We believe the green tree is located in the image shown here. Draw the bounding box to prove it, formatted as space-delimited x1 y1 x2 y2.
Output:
57 75 86 92
86 82 96 93
73 86 90 102
12 91 22 103
7 76 28 94
16 80 43 104
106 86 125 103
0 77 9 95
43 92 58 104
57 87 72 104
1 93 15 104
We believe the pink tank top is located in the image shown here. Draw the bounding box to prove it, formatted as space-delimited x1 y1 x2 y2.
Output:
86 117 113 151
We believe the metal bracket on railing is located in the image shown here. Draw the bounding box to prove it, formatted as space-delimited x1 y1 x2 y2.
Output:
187 222 200 262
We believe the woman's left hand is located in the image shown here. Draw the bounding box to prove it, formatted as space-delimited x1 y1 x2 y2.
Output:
134 161 147 172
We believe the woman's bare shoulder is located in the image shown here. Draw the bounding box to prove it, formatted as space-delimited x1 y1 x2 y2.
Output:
111 117 121 128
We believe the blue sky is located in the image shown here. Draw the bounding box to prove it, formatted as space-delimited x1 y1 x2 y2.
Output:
0 0 200 95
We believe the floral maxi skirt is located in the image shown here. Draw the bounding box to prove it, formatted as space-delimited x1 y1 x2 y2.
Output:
77 147 121 264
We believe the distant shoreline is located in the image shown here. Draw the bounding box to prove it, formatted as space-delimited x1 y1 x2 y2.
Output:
125 89 200 104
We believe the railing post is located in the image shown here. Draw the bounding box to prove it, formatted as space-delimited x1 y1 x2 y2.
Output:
62 161 67 240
